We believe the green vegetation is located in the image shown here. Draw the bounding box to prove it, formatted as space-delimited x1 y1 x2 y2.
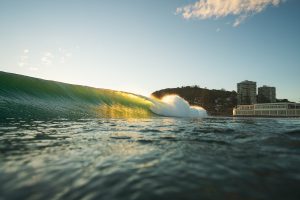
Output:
152 86 237 116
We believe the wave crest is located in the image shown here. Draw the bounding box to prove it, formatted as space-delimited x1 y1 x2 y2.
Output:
0 72 207 119
150 95 207 118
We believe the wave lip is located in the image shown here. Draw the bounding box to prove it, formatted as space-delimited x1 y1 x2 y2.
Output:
150 95 207 118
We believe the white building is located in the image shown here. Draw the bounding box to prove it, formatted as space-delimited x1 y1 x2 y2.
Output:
233 103 300 117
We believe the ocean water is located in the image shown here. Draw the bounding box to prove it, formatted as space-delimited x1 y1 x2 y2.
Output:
1 117 300 200
1 72 300 199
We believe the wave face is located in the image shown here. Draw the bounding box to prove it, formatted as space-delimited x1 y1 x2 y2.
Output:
0 72 206 119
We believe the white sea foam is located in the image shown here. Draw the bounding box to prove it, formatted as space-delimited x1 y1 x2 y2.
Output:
150 95 207 118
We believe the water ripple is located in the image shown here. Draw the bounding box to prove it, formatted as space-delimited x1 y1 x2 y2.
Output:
0 117 300 200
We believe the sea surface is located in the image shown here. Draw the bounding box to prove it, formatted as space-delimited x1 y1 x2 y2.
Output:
1 117 300 200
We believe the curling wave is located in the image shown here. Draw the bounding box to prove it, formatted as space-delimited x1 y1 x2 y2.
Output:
0 71 206 119
150 95 207 118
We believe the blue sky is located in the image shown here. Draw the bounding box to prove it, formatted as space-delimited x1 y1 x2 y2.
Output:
0 0 299 102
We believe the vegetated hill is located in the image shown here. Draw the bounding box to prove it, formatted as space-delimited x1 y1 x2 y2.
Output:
152 86 237 116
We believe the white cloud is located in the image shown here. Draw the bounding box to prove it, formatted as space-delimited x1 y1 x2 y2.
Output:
18 49 29 67
233 14 248 27
41 52 54 65
58 48 72 64
18 49 39 71
17 46 76 70
176 0 283 27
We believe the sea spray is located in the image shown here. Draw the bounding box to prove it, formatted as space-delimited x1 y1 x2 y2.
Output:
150 95 207 118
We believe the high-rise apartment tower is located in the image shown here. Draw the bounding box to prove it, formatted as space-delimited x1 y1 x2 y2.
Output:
237 80 257 105
258 85 276 103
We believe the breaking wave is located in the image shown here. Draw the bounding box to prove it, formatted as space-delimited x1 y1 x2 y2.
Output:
150 95 207 118
0 71 207 119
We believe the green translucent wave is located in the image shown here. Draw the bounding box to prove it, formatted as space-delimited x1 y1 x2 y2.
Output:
0 71 154 119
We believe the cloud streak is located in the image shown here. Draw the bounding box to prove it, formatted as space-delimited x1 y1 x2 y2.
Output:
58 48 72 64
176 0 283 27
17 46 78 71
18 49 29 67
41 52 54 65
18 49 40 71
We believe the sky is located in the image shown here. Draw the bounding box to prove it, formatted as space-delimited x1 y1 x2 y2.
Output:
0 0 299 102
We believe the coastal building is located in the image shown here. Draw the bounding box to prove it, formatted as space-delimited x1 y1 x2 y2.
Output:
233 103 300 117
237 80 257 105
258 85 276 103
